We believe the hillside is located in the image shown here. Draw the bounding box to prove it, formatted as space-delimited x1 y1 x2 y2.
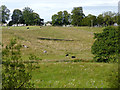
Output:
2 26 103 61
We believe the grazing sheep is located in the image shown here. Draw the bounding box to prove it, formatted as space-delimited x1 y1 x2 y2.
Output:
71 56 76 58
66 54 69 57
23 45 29 48
27 27 29 29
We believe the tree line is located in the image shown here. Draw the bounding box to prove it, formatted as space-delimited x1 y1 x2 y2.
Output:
0 5 44 26
0 5 119 27
52 7 119 26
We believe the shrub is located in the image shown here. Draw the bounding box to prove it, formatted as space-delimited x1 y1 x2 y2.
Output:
2 38 34 88
91 27 119 62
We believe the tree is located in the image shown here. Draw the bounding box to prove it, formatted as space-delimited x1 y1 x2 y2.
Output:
2 38 34 88
52 10 71 26
52 14 58 26
7 21 14 26
11 9 24 25
23 7 34 25
103 11 116 26
57 11 63 26
23 7 43 26
63 11 71 25
82 14 97 26
97 14 104 26
91 27 119 62
0 5 10 23
112 13 118 24
71 7 85 26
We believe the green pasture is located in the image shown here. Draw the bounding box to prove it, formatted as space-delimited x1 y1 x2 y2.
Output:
2 26 118 88
31 62 118 88
2 26 103 61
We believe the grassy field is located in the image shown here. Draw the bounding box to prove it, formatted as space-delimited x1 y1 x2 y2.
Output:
2 26 118 88
31 62 118 88
2 26 103 61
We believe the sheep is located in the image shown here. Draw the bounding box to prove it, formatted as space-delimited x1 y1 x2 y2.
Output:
66 54 69 57
22 45 29 48
71 56 76 58
27 27 29 29
43 50 47 53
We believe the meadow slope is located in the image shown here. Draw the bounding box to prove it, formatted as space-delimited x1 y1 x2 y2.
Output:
2 26 118 88
2 26 103 61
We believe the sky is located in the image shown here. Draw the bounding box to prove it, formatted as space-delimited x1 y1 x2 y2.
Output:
0 0 119 22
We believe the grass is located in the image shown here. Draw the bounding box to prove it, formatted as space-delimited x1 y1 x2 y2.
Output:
31 62 118 88
2 26 118 88
2 26 103 61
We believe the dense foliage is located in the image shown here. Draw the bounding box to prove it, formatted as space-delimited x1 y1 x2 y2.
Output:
11 9 24 25
52 11 71 26
22 7 34 25
51 7 118 27
91 27 119 62
82 14 97 26
2 38 34 88
1 5 118 26
71 7 85 26
6 7 44 26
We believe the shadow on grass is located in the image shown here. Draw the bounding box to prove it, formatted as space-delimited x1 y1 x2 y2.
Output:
37 37 80 41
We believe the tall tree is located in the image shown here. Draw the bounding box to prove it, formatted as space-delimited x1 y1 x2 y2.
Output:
11 9 24 25
52 10 71 26
71 7 85 26
0 5 10 23
23 7 34 25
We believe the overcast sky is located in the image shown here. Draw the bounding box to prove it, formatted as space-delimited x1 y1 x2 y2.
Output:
1 0 119 22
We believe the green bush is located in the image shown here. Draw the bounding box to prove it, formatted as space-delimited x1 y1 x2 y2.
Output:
2 38 34 88
91 27 119 63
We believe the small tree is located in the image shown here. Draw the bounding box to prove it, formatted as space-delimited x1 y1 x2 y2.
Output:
2 38 34 88
91 27 119 62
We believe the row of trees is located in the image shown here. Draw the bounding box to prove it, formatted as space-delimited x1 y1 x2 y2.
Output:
0 5 119 26
52 7 119 26
0 5 44 26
